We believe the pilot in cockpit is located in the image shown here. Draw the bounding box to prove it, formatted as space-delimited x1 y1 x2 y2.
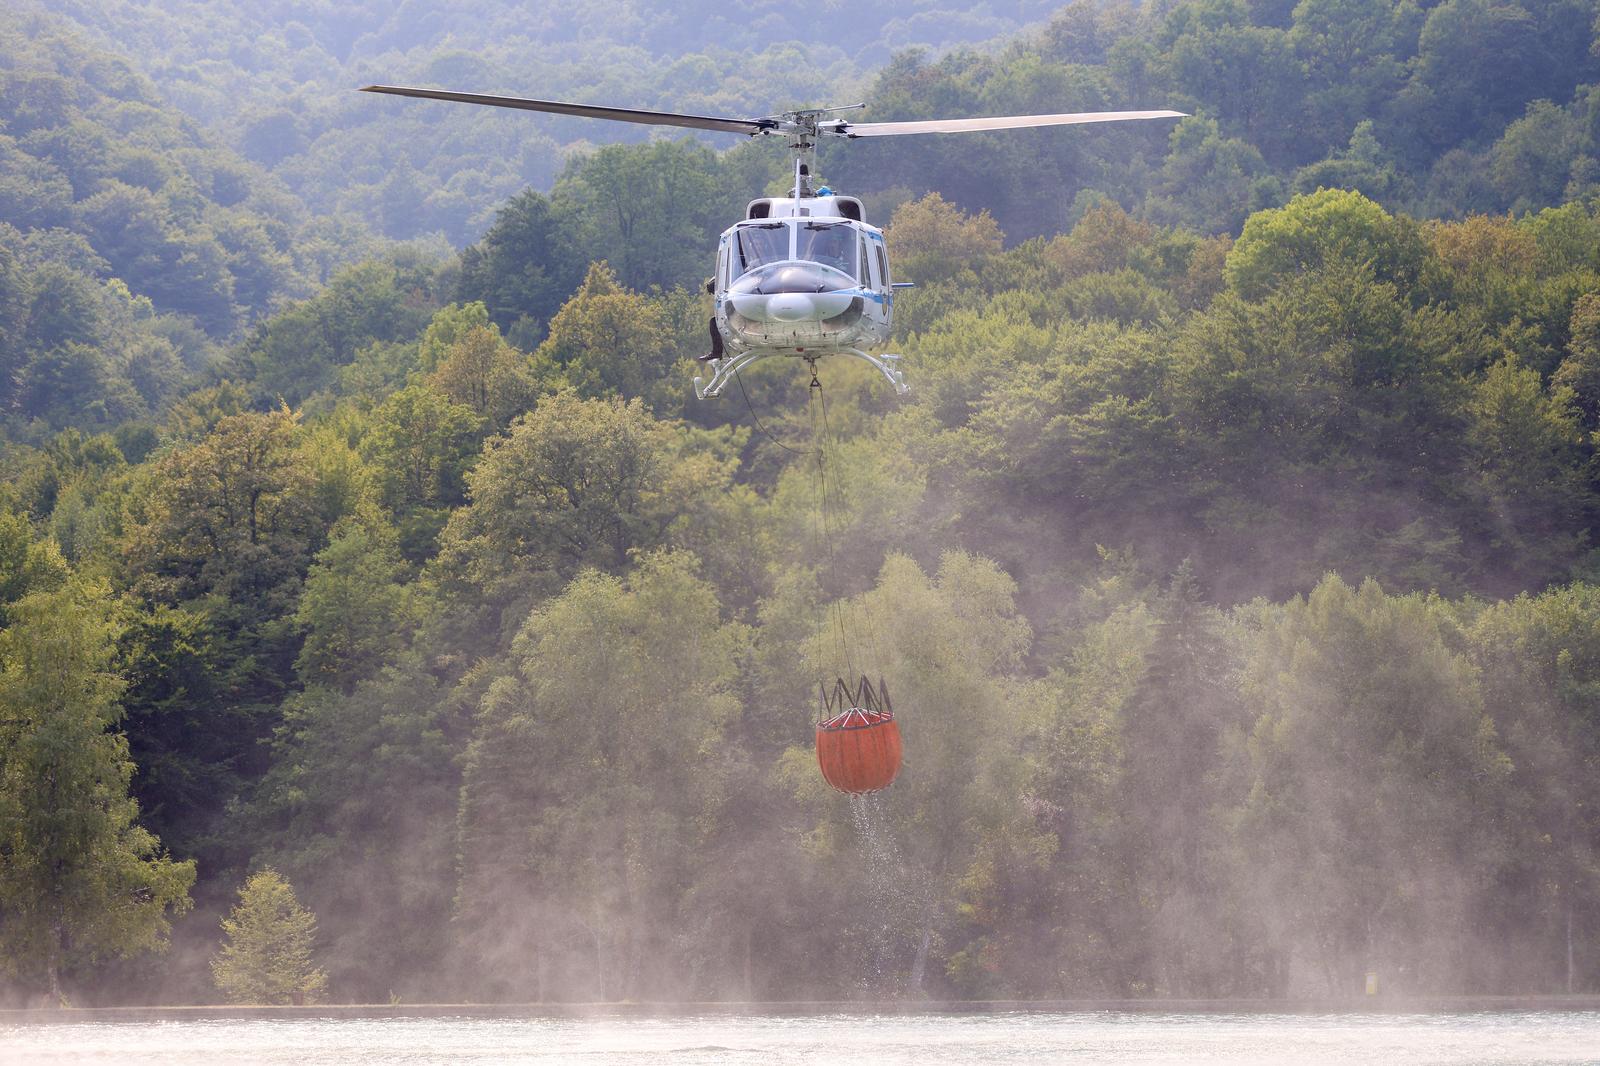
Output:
798 222 856 277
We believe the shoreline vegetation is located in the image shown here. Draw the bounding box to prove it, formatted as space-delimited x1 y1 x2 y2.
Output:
14 0 1600 1008
10 995 1600 1022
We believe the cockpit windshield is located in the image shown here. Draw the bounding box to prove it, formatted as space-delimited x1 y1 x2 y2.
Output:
799 222 857 276
735 224 789 272
734 221 861 279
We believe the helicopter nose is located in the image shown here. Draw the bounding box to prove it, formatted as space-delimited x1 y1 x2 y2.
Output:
728 290 858 323
766 293 815 322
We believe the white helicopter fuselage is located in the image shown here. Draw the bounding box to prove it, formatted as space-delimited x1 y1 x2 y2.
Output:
358 83 1183 399
694 189 908 397
714 193 893 359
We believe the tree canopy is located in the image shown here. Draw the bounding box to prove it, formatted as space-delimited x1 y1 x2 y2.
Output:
16 0 1600 1008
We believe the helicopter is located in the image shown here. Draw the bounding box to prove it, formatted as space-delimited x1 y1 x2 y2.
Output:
359 85 1185 398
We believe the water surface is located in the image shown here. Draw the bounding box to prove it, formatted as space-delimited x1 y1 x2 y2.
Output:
4 1008 1599 1065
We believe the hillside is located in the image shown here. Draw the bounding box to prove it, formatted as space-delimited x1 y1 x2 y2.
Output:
25 0 1600 247
6 0 1600 1010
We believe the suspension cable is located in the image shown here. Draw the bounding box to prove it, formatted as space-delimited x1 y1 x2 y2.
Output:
814 368 889 681
735 368 811 457
808 361 856 682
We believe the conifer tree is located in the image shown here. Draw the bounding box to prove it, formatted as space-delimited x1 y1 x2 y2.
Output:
211 869 328 1005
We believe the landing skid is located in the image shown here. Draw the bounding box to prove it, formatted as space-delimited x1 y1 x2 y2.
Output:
695 348 908 399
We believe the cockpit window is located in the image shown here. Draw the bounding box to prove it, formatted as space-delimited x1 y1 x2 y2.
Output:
736 224 790 271
799 222 856 276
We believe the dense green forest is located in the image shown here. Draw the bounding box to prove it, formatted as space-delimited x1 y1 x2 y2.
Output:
9 0 1600 1006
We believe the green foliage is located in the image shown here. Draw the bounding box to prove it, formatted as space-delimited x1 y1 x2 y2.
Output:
456 191 585 346
0 508 69 623
534 263 674 402
256 659 457 1002
0 18 367 351
294 524 413 690
1233 576 1510 994
567 139 738 283
884 193 1004 284
240 257 444 406
21 0 1600 1007
211 869 328 1004
124 407 320 605
453 551 742 1000
429 325 542 431
116 603 251 868
359 383 482 558
434 390 735 609
1225 188 1425 299
0 577 195 1001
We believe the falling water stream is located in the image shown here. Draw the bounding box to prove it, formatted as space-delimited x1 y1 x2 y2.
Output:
849 793 915 993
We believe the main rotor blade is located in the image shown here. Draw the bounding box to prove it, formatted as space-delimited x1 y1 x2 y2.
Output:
359 85 773 136
833 109 1187 137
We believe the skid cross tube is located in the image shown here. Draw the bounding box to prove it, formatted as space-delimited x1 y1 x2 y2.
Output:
695 349 908 399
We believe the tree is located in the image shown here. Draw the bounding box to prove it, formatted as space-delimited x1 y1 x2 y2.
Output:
1552 292 1600 426
1224 188 1426 300
534 263 673 401
1163 2 1306 161
0 578 195 1002
555 139 738 292
124 407 319 605
456 192 585 346
1289 0 1405 150
293 523 413 691
1231 576 1510 995
429 324 540 430
256 659 459 1003
453 551 742 1000
1105 565 1247 995
211 869 328 1005
778 553 1039 997
1469 585 1600 992
241 260 439 405
359 384 483 561
1148 115 1281 235
1466 356 1591 590
433 391 735 609
0 509 69 624
884 193 1004 284
117 603 253 875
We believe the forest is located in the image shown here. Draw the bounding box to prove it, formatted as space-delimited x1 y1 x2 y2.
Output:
6 0 1600 1005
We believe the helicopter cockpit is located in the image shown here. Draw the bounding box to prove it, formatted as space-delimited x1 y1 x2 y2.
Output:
731 220 859 280
724 218 872 310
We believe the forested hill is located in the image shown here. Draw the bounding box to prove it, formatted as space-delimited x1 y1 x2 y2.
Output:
23 0 1600 246
12 0 1600 1012
0 16 402 441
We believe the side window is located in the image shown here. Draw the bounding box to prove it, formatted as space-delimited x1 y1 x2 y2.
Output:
875 243 890 289
716 241 727 288
859 237 873 285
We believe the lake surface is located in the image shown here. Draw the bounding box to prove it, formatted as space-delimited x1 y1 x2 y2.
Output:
4 1008 1600 1065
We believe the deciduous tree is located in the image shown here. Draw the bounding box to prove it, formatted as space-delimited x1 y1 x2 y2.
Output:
0 578 194 1002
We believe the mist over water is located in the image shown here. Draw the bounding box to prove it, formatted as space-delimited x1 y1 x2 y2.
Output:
6 1010 1600 1065
16 0 1600 1018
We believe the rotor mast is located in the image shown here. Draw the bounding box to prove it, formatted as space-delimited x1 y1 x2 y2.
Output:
777 104 864 199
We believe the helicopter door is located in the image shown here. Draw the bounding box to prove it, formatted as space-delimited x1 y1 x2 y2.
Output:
861 235 886 295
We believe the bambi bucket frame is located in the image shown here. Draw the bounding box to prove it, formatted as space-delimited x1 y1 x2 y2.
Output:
814 676 902 794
